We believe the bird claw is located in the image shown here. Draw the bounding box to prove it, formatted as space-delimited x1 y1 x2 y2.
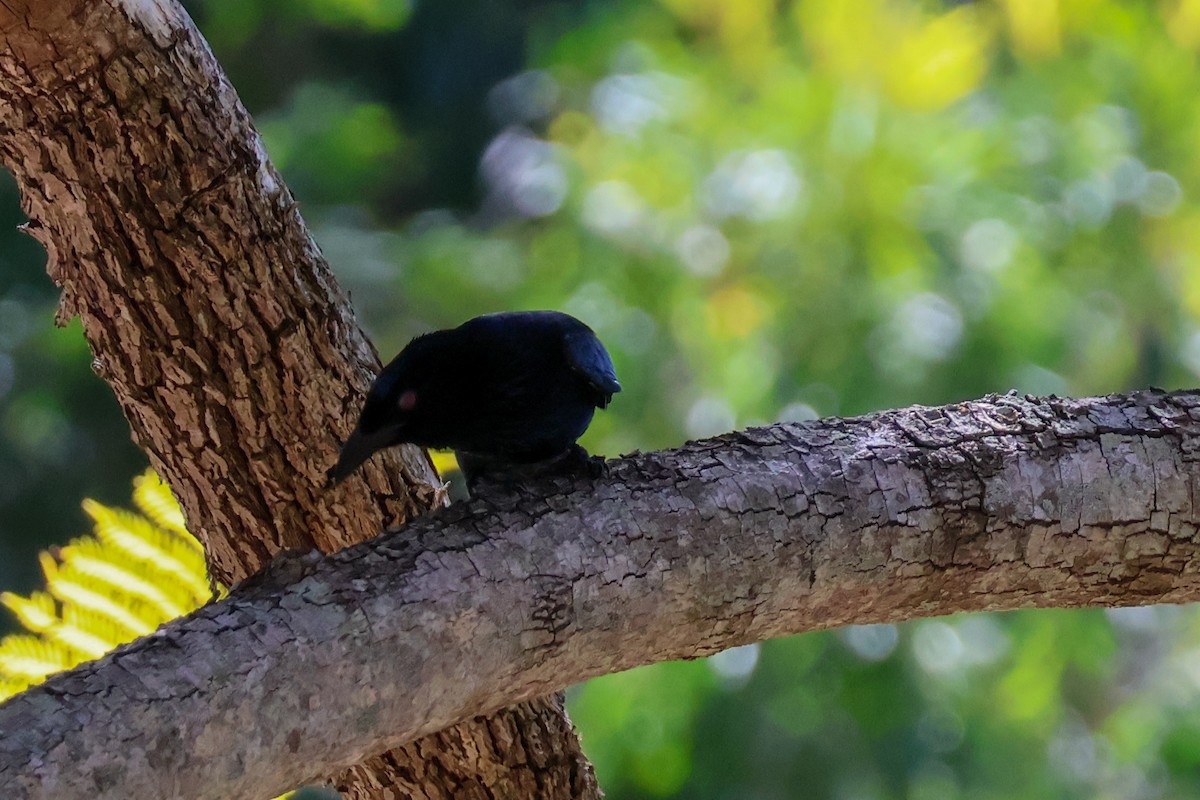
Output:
457 444 606 494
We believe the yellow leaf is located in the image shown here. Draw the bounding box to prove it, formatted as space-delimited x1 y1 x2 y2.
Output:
1003 0 1062 58
886 8 992 111
0 591 57 634
0 471 212 698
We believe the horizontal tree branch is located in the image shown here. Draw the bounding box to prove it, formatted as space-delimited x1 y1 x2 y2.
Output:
4 388 1200 800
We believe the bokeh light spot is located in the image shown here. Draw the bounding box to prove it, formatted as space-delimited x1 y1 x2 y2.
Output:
481 128 568 219
704 285 771 340
960 218 1018 274
686 396 736 438
675 225 731 278
703 149 802 222
912 621 964 675
582 180 645 236
708 643 761 689
1137 171 1183 217
841 624 899 662
488 70 560 126
591 72 690 137
776 401 819 423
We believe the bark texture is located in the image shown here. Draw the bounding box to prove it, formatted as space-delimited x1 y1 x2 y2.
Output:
3 389 1200 800
0 1 598 797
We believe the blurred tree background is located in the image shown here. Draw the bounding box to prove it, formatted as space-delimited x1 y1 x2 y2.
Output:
4 0 1200 796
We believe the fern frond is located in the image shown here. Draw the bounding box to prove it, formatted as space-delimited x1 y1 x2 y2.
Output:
53 537 197 619
0 591 57 633
31 549 187 629
429 450 459 476
38 551 58 584
84 500 210 604
60 605 151 654
0 471 212 703
45 579 157 640
132 469 191 538
0 634 81 682
3 475 304 800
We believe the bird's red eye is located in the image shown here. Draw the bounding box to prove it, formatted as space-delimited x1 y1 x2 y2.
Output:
398 390 418 411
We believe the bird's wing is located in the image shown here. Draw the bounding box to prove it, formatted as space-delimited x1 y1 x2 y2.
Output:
563 329 621 406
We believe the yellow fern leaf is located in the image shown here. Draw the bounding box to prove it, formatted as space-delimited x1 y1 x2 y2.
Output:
132 470 191 538
0 635 78 682
42 614 118 660
429 450 459 476
84 501 210 604
38 551 58 583
55 538 197 619
47 580 156 640
2 473 295 799
0 591 57 634
0 471 213 702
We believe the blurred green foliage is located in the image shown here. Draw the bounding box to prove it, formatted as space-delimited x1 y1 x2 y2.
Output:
4 0 1200 796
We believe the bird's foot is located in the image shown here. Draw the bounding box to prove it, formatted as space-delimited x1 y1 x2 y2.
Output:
456 445 605 494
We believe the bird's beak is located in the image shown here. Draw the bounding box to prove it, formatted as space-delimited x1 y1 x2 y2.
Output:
326 425 399 488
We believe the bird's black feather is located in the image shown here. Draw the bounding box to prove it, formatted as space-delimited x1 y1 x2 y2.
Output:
328 310 620 486
563 329 621 408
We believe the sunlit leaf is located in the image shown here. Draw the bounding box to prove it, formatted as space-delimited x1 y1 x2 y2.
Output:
0 472 210 702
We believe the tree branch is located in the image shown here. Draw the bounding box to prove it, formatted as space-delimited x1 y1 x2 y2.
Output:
3 389 1198 800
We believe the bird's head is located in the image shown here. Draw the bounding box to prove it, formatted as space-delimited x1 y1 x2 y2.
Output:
326 333 443 486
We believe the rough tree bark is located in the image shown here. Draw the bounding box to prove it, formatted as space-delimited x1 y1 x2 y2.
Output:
0 1 598 798
3 389 1200 800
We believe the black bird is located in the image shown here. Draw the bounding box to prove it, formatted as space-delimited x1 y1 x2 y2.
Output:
329 310 621 487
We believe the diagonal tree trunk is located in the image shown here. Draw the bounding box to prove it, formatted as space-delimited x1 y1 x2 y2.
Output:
0 0 598 797
3 388 1200 799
